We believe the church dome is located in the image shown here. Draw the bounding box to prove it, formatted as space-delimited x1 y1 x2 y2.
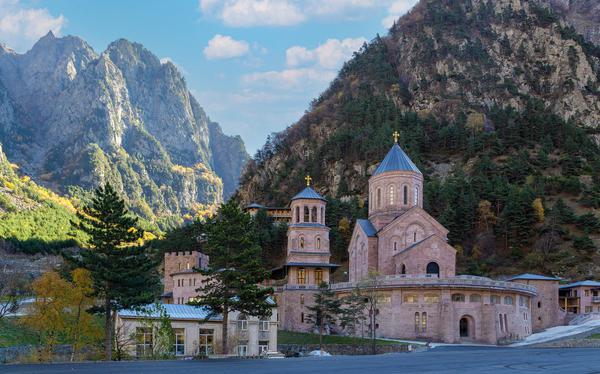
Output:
373 144 421 176
291 187 326 201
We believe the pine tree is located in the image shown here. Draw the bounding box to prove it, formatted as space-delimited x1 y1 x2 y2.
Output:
67 183 160 361
306 282 342 353
191 200 273 355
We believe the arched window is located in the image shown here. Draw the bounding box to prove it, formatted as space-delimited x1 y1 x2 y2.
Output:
300 294 304 305
414 312 420 333
315 268 323 284
316 237 321 250
304 206 309 222
186 262 190 270
311 206 317 223
504 296 514 305
469 294 482 303
389 185 395 205
403 185 408 205
413 232 417 242
414 186 419 205
499 314 504 332
401 264 406 275
393 241 397 251
421 312 427 332
452 293 466 302
299 236 305 249
424 294 439 303
426 262 440 277
238 314 248 331
320 207 324 224
295 206 300 223
377 188 382 208
297 268 306 284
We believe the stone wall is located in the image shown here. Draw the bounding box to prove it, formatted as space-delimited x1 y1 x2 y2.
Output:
277 343 411 356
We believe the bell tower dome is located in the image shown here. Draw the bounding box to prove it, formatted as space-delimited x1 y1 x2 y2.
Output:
368 134 423 231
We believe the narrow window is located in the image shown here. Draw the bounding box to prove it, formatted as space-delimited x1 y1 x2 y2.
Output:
401 264 406 275
414 186 419 205
316 237 321 250
394 241 397 251
300 236 305 249
414 312 420 333
174 328 185 356
259 319 269 332
413 232 417 242
389 185 395 205
377 188 382 208
499 314 504 332
297 268 306 284
304 206 309 222
403 185 408 205
315 268 323 284
421 312 427 332
295 206 300 223
320 207 324 224
238 315 248 331
504 314 509 332
311 207 317 223
301 313 305 323
300 294 304 305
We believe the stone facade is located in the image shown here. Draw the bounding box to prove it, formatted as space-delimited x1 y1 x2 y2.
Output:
163 251 209 296
273 142 566 345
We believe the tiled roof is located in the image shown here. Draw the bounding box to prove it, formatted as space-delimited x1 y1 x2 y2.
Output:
291 187 326 201
119 303 221 321
507 273 561 282
373 144 421 176
559 280 600 289
357 219 377 237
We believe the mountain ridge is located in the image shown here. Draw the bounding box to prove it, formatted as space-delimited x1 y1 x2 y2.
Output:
0 33 248 228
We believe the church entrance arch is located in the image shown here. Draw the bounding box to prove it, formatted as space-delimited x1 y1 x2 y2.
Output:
459 315 475 340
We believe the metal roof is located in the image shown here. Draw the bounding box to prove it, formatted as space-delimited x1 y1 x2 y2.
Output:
357 219 377 237
119 304 221 321
507 273 561 282
373 144 421 176
559 280 600 289
285 262 340 268
246 203 265 209
291 187 326 201
289 223 326 228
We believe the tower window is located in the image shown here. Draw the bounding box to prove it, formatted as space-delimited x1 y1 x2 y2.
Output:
320 207 324 224
295 207 300 223
316 237 321 250
377 188 382 208
311 207 317 223
414 186 419 205
315 268 323 284
297 268 306 284
403 185 408 205
389 185 395 205
304 206 309 222
299 237 305 249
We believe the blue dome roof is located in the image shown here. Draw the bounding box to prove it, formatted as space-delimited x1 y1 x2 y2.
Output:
373 144 421 176
291 187 326 201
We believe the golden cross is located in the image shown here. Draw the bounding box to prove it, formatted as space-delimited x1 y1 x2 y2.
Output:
393 131 400 144
305 175 312 186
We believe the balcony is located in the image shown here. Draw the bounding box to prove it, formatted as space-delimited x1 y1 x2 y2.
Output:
592 296 600 303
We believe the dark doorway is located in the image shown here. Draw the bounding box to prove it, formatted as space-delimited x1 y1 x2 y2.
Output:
426 262 440 277
459 317 469 338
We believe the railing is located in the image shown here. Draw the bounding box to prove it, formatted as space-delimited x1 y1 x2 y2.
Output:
328 276 537 295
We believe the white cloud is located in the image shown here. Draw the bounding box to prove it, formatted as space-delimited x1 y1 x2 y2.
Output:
203 34 250 60
220 0 305 27
382 0 418 28
286 37 366 69
243 68 336 90
305 0 378 17
0 0 66 52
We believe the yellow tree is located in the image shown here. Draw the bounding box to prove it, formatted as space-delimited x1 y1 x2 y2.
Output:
67 269 102 361
21 272 70 360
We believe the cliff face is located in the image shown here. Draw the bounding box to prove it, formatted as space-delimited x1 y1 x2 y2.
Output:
0 33 248 226
208 121 250 198
550 0 600 46
238 0 600 205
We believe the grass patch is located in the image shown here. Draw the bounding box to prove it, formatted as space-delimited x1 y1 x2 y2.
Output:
278 330 404 346
0 318 39 347
587 334 600 340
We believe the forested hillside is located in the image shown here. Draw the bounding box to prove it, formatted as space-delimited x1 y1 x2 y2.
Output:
237 0 600 280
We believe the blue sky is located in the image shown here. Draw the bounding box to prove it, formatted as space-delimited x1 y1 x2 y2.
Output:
0 0 418 154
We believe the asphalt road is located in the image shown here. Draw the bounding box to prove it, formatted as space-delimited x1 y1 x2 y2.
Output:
3 347 600 374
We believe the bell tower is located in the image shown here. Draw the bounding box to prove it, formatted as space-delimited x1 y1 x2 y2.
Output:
285 176 334 286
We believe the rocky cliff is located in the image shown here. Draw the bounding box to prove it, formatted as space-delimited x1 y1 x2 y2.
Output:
550 0 600 46
0 33 248 227
237 0 600 278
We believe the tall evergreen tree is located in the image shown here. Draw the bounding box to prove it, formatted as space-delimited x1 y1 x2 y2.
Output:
191 200 273 355
67 183 160 360
306 282 342 353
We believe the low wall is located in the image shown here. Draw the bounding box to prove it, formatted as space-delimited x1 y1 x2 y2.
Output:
0 344 98 363
278 343 411 356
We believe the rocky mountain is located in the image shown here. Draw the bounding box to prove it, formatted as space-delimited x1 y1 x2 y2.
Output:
550 0 600 45
0 33 248 228
238 0 600 279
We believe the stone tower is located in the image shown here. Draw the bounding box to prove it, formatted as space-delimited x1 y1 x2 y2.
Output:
285 177 333 286
368 139 423 231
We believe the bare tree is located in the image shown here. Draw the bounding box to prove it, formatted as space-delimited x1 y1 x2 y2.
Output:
0 270 27 320
360 270 383 355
